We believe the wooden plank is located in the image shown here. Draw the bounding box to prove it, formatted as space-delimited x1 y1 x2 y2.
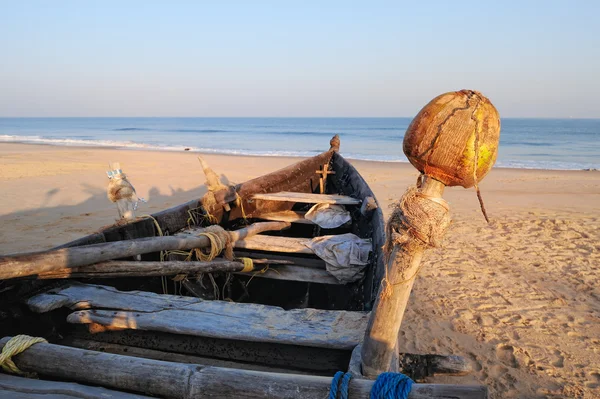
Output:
32 259 290 280
256 210 314 224
27 283 368 350
62 338 313 375
0 373 150 399
251 191 361 205
234 264 340 285
0 337 489 399
70 329 351 374
234 235 313 254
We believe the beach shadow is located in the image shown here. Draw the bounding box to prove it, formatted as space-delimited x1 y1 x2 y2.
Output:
0 183 208 254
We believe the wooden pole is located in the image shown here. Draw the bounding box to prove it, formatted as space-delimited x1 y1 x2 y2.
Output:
361 177 448 377
31 259 286 280
0 337 487 398
0 222 290 280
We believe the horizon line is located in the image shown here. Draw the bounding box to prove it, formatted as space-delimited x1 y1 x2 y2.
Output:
1 116 599 120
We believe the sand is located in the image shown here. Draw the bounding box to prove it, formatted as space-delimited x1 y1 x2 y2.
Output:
1 143 599 398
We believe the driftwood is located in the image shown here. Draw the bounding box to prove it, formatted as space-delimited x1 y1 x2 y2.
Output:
31 259 288 280
0 221 290 280
251 191 361 205
27 283 368 349
0 337 488 399
0 373 152 399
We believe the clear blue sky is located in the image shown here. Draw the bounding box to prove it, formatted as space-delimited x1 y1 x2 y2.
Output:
0 1 598 118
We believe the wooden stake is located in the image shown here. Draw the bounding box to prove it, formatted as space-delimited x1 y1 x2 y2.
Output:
361 177 447 377
0 222 290 280
0 337 488 398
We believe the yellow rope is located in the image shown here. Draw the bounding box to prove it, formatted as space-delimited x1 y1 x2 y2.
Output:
142 214 163 237
239 257 254 272
0 335 47 375
194 225 233 261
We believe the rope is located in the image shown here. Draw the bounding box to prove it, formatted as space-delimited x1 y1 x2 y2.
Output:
194 225 234 261
0 335 47 375
239 257 254 272
329 371 413 399
329 372 352 399
370 372 413 399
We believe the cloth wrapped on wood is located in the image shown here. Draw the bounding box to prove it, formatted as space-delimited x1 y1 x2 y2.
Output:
304 203 352 228
305 233 372 284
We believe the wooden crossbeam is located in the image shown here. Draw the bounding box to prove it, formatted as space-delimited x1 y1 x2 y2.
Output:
251 192 361 205
27 283 368 350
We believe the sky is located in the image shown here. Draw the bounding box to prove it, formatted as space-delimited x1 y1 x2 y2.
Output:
0 1 598 118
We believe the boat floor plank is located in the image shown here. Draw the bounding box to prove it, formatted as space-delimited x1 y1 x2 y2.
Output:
27 283 368 350
0 373 151 399
251 191 361 205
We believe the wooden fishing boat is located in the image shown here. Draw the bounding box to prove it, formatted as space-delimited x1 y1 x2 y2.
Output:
0 135 486 398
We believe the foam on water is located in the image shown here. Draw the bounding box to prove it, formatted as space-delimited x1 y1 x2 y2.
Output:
1 117 599 170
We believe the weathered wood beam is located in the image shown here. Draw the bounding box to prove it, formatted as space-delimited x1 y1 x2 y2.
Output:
26 283 368 350
0 222 289 280
251 191 361 205
62 338 313 375
69 329 350 374
30 259 288 280
0 373 151 399
0 337 488 399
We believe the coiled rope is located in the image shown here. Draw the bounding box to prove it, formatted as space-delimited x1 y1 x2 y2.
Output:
193 225 234 261
329 371 414 399
0 335 47 375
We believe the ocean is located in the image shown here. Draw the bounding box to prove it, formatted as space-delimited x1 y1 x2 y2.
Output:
1 117 598 170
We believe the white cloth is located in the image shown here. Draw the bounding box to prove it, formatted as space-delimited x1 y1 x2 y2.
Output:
304 203 351 229
305 233 372 284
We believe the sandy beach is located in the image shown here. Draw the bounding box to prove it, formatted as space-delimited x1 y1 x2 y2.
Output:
1 143 599 398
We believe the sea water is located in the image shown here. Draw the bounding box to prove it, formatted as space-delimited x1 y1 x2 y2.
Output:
0 117 598 170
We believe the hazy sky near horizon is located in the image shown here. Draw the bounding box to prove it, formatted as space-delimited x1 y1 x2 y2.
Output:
1 1 598 118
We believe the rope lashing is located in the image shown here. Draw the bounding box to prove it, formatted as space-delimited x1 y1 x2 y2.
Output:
239 257 254 272
0 335 47 375
194 225 234 261
370 372 414 399
328 371 413 399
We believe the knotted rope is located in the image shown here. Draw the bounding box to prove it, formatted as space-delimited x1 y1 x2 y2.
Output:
329 371 413 399
192 225 234 261
0 335 47 376
378 185 451 299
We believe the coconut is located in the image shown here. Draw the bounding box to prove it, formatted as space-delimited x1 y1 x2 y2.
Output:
403 90 500 188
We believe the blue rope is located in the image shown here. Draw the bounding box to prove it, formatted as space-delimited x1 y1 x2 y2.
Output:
329 371 344 399
340 372 353 399
370 372 414 399
329 371 413 399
